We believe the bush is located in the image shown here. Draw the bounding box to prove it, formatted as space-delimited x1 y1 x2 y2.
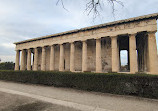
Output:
0 70 158 99
0 62 14 70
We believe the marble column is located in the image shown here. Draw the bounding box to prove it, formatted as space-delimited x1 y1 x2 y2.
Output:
59 44 64 71
33 48 38 71
20 49 25 70
32 54 34 70
96 39 102 73
82 40 87 72
41 47 46 71
70 42 75 72
129 34 138 73
147 31 158 73
112 36 119 72
15 50 20 70
50 45 55 71
27 49 31 70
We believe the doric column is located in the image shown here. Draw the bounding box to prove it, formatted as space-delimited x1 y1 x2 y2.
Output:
59 44 64 71
82 40 87 72
96 39 102 73
33 48 38 71
147 31 158 73
129 34 138 73
27 49 31 70
32 54 34 70
50 45 55 71
70 42 75 72
20 49 25 70
41 47 46 71
15 50 20 70
111 36 119 72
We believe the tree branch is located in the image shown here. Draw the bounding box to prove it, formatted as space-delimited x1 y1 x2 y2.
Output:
56 0 69 12
56 0 124 20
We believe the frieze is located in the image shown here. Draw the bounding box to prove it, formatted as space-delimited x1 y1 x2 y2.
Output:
15 19 157 50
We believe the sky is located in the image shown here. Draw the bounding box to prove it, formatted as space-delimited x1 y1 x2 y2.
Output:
0 0 158 65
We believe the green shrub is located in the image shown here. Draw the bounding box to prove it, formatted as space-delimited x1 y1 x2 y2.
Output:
0 70 158 99
0 62 14 70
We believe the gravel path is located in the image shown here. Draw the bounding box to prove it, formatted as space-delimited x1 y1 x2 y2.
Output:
0 91 80 111
0 80 158 111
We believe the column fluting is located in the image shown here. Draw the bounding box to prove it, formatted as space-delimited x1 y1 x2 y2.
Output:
15 50 20 70
59 44 64 71
82 40 87 72
27 49 31 70
20 49 25 70
147 31 158 73
70 42 75 72
33 48 38 71
41 47 46 71
50 45 55 71
96 39 102 73
112 36 119 72
129 34 138 73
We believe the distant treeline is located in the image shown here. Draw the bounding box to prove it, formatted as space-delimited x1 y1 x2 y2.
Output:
0 62 15 70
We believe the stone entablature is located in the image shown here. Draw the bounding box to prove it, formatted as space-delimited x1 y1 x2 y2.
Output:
15 14 157 50
14 13 158 74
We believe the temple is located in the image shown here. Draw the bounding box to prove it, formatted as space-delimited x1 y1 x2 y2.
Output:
14 13 158 74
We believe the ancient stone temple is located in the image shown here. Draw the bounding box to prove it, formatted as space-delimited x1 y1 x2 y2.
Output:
14 13 158 74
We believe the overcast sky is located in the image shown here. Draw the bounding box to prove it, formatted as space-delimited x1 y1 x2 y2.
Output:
0 0 158 65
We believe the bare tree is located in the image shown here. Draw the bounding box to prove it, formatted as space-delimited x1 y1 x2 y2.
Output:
56 0 124 20
85 0 124 19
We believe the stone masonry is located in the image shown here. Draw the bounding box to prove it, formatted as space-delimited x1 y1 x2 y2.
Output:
14 13 158 74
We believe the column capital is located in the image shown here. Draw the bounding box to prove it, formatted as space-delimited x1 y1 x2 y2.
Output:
15 50 20 52
111 35 118 38
81 39 87 42
69 41 75 44
148 30 157 34
129 33 137 36
59 43 64 45
34 47 38 49
27 48 31 50
49 44 55 47
95 38 101 40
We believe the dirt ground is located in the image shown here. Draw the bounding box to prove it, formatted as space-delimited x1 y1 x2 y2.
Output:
0 91 80 111
0 80 158 111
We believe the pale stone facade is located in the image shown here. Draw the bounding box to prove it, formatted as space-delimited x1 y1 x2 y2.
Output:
14 13 158 74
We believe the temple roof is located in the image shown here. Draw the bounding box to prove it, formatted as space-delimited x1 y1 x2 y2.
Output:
14 13 158 44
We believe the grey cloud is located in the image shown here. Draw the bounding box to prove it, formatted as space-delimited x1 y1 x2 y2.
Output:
0 0 158 62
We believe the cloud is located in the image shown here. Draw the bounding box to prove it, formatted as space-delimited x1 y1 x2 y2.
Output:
1 43 15 49
0 55 15 62
0 0 158 64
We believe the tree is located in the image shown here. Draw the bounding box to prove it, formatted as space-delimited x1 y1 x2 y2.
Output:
56 0 124 19
0 62 15 70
